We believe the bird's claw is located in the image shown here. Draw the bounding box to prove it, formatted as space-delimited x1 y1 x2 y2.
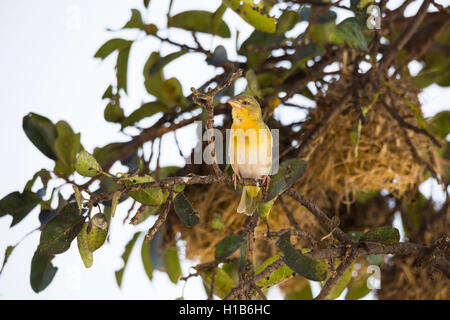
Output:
261 175 271 201
232 173 242 190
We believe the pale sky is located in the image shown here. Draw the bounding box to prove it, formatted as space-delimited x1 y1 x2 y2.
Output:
0 0 448 300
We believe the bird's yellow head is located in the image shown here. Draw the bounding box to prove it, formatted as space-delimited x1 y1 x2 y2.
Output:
227 94 262 122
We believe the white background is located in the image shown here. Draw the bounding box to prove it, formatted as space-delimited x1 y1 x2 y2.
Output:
0 0 448 299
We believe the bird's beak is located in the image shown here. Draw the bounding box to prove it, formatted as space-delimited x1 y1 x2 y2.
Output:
227 99 241 109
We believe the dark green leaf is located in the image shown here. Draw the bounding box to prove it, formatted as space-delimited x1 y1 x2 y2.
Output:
168 11 231 38
116 44 132 93
161 77 189 107
277 10 299 34
123 9 144 30
54 121 82 177
141 239 154 281
276 233 328 281
104 102 125 123
299 6 337 24
163 245 182 284
429 111 450 139
0 191 40 227
215 233 247 262
173 193 199 227
94 38 131 60
331 17 368 50
143 0 151 8
39 203 85 255
30 247 58 293
206 45 228 66
266 159 307 201
24 169 51 192
115 232 141 288
23 113 57 160
360 226 400 245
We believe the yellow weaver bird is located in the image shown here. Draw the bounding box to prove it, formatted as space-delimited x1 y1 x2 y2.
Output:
227 95 273 215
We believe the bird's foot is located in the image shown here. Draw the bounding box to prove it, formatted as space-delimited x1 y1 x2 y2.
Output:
261 175 271 201
232 173 242 190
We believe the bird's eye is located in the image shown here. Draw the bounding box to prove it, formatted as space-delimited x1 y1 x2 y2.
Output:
242 101 249 105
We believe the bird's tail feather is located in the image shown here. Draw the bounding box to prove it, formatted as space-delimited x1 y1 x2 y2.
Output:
237 186 260 215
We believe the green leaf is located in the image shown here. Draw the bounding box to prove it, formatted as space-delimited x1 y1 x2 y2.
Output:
54 121 82 176
73 185 83 212
77 223 93 268
39 203 85 255
30 247 58 293
326 262 354 300
366 254 384 266
141 239 154 281
331 17 368 50
360 226 400 245
148 51 188 78
0 245 16 275
161 77 189 107
0 191 40 227
245 69 262 98
277 10 299 34
121 101 167 128
256 254 294 289
126 175 163 206
211 213 226 230
111 191 121 217
116 43 132 93
276 233 328 281
215 233 247 262
23 113 57 160
223 0 276 34
115 232 141 288
143 0 151 8
257 198 275 220
104 102 125 123
24 169 51 192
345 272 371 300
163 245 182 284
123 9 144 30
94 38 132 60
266 159 307 201
429 111 450 139
87 213 108 252
285 279 313 300
201 267 235 299
173 193 199 227
168 10 231 38
206 45 228 66
75 150 103 177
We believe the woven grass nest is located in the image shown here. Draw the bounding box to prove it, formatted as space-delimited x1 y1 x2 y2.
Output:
173 75 439 268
